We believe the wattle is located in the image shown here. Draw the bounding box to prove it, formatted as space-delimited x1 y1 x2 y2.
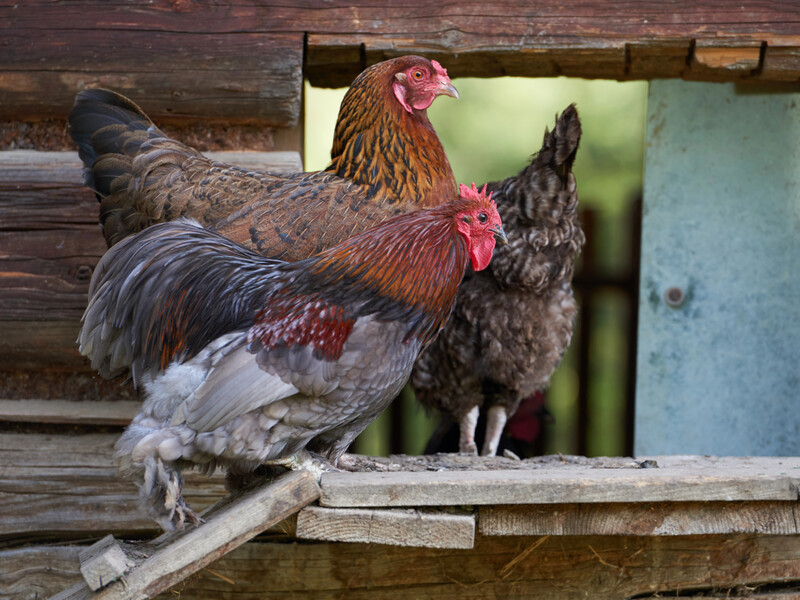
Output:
469 238 497 271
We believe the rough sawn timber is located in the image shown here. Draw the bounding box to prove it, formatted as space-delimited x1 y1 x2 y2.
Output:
0 0 799 114
296 505 475 548
0 433 228 540
319 457 800 507
0 150 302 371
5 534 800 600
0 26 302 123
479 501 800 536
49 469 321 600
0 399 140 426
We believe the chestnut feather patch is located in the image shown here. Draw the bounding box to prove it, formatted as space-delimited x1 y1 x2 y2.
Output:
248 290 355 361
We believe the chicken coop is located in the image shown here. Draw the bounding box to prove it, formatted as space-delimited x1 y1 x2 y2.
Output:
2 2 800 599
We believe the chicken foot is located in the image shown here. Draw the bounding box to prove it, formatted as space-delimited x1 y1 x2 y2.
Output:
264 449 339 481
481 405 508 457
141 455 201 532
458 405 480 455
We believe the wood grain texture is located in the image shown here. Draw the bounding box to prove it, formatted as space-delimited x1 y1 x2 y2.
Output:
0 150 302 370
479 501 800 536
78 535 129 591
296 506 475 548
5 534 800 600
320 459 800 507
50 470 321 600
0 433 228 539
0 399 139 426
0 1 798 102
0 26 302 123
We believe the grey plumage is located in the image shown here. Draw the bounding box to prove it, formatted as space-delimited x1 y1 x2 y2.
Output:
79 193 502 531
412 104 584 456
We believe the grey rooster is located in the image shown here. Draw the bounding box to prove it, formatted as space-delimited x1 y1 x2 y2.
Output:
79 186 505 531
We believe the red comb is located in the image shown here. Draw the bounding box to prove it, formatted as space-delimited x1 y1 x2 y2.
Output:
431 59 449 79
459 182 493 203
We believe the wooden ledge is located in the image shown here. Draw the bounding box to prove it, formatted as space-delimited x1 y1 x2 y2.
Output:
319 456 800 507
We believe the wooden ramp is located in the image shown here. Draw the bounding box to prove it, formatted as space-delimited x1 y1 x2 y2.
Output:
49 470 320 599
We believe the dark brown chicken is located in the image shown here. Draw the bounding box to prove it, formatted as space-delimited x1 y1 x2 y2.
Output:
412 105 584 456
79 185 505 531
68 56 458 260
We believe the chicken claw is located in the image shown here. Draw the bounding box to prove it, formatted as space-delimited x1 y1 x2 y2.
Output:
458 405 480 455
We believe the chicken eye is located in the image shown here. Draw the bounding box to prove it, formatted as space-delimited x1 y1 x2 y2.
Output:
413 70 424 80
478 213 488 224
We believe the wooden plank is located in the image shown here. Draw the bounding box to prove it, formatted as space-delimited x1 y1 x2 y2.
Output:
319 459 800 507
762 45 800 81
0 28 302 123
296 506 475 549
0 150 302 370
2 1 800 92
689 39 763 81
49 470 321 600
479 501 800 536
78 535 130 591
0 399 139 426
5 534 800 600
627 39 693 79
0 433 228 539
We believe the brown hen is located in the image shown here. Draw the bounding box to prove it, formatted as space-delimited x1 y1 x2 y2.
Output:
68 56 458 261
412 105 584 456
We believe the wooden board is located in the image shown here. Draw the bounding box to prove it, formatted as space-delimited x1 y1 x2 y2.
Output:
4 1 798 97
479 501 800 536
50 470 321 600
319 458 800 507
296 506 475 548
5 433 799 540
4 534 800 600
0 433 228 540
0 399 139 426
0 26 302 123
0 150 302 370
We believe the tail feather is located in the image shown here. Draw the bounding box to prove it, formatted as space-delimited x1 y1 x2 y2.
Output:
483 104 584 292
68 88 207 246
68 89 157 194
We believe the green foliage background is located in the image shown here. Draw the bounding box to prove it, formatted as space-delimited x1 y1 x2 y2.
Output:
305 76 648 456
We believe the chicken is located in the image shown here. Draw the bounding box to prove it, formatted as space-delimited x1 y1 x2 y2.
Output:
79 184 506 531
68 56 458 260
412 105 584 457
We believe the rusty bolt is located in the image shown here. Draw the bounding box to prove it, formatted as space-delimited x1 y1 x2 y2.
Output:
75 265 93 281
664 287 685 308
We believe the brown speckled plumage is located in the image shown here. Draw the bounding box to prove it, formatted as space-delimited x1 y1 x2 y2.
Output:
68 56 457 261
412 105 585 456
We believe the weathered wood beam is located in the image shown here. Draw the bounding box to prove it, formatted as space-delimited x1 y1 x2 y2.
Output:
479 501 800 536
0 433 228 539
296 505 475 548
0 399 139 426
78 535 130 591
0 150 302 370
48 469 321 600
0 25 302 123
2 0 799 104
320 459 800 507
5 534 800 600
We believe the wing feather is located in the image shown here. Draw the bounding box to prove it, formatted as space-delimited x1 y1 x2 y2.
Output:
79 219 283 385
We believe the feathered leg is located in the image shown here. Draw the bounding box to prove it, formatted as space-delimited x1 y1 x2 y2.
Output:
458 405 480 455
140 455 200 532
482 405 508 457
